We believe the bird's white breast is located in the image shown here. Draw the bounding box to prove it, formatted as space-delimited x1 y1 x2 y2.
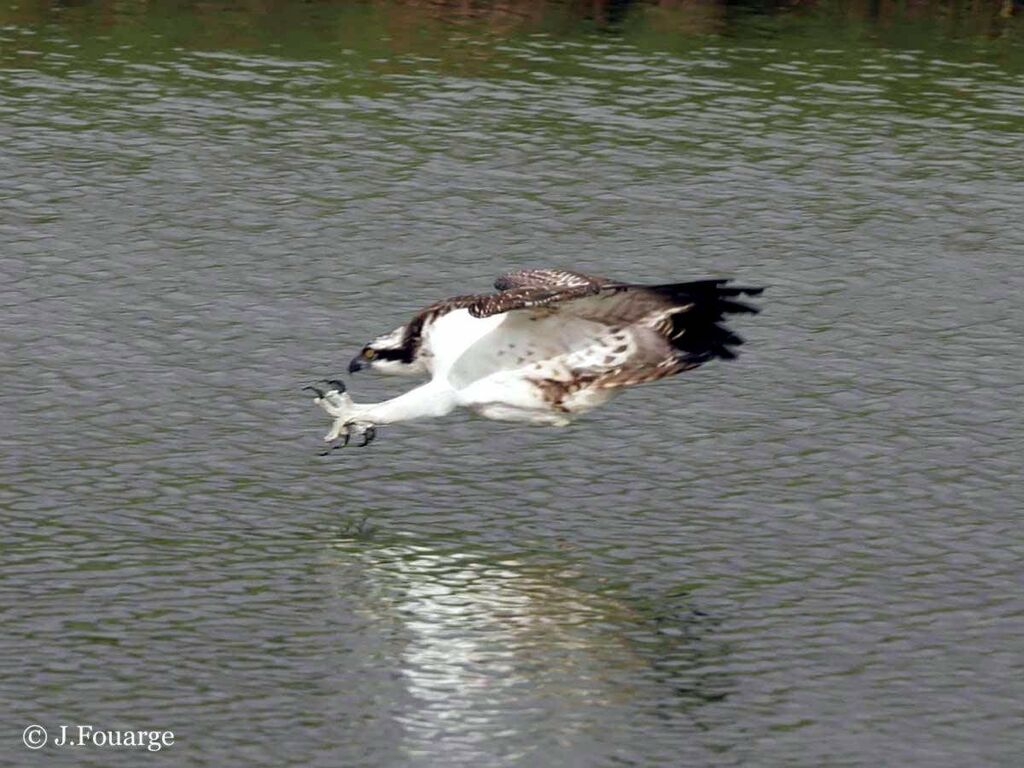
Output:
425 309 508 381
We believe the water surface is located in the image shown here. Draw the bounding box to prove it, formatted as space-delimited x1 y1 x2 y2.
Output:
3 1 1024 765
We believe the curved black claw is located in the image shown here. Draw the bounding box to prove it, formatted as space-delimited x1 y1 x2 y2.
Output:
359 427 377 447
321 378 346 394
317 432 350 456
304 385 325 398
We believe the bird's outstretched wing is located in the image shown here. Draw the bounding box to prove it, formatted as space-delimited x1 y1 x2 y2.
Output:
400 271 762 390
474 277 764 395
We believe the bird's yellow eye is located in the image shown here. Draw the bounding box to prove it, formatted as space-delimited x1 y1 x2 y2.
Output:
363 348 376 360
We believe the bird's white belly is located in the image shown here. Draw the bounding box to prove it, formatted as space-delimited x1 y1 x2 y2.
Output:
454 372 571 425
454 369 614 425
471 403 572 426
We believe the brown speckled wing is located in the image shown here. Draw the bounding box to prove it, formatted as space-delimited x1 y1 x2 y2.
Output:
467 283 604 318
493 269 610 291
589 353 703 391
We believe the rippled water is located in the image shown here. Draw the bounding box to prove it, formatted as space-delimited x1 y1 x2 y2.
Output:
3 1 1024 765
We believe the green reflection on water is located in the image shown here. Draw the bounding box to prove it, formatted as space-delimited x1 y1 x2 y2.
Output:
1 0 1022 72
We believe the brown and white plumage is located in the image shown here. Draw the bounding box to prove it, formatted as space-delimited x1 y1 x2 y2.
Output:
309 270 763 445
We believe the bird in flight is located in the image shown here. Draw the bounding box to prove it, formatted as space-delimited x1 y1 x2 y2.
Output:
306 269 763 449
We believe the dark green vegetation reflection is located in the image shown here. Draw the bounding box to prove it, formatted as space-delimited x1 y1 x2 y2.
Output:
3 0 1023 68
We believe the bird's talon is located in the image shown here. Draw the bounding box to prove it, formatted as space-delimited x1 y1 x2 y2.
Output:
360 427 377 447
318 430 352 456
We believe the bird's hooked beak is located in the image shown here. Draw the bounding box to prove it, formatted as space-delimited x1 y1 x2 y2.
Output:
348 356 367 373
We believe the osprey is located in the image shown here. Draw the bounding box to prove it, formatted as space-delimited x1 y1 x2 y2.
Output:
306 269 763 448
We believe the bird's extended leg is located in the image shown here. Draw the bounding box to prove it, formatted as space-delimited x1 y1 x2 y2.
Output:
306 378 457 450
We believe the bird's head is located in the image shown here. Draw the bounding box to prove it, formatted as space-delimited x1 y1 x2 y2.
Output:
348 325 425 376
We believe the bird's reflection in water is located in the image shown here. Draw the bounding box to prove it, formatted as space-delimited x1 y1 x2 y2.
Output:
325 529 731 762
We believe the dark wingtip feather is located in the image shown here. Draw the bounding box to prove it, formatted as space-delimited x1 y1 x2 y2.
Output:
656 278 762 364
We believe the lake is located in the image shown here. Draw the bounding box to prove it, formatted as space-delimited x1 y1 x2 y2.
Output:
2 0 1023 765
